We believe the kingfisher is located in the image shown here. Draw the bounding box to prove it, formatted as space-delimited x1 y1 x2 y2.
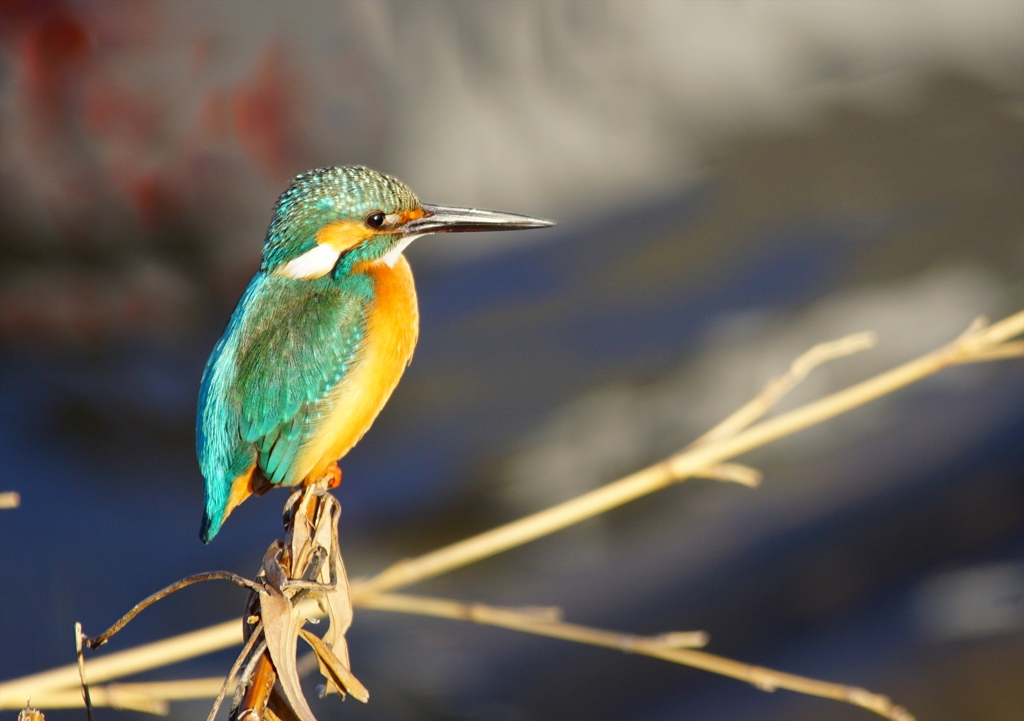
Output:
197 166 553 542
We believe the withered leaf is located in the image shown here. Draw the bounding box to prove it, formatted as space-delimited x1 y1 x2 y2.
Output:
260 587 318 721
314 496 354 668
266 686 304 721
299 628 369 703
288 491 320 579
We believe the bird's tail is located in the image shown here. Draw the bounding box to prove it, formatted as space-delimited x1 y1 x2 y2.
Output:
200 464 272 543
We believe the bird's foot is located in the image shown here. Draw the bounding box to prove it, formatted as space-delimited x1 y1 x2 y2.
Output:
321 462 342 489
301 463 342 496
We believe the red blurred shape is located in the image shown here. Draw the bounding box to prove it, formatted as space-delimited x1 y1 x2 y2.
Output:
82 81 157 143
24 11 91 108
233 45 298 180
200 88 231 139
128 173 172 229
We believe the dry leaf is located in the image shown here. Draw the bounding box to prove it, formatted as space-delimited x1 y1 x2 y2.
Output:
313 497 354 668
260 557 318 721
288 491 319 578
266 686 304 721
298 629 369 703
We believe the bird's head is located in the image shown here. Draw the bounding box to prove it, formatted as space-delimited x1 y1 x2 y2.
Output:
261 166 553 279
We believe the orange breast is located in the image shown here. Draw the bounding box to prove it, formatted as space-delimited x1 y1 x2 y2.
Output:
295 255 419 482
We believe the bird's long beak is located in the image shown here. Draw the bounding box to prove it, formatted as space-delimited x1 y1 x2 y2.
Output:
403 204 555 235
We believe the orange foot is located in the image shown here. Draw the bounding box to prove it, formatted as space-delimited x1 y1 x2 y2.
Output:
322 462 342 488
304 462 342 489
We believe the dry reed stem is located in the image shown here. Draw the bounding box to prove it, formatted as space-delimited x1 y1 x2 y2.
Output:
74 623 93 721
0 620 242 705
693 462 762 487
20 679 231 714
20 687 166 715
0 491 20 509
236 654 276 720
353 313 1022 598
357 592 709 649
689 331 878 448
358 592 912 721
1 311 1020 714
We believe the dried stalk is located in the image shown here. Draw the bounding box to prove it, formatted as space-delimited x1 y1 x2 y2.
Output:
357 592 911 721
689 331 877 448
357 592 709 650
32 588 914 720
235 654 276 720
74 623 94 721
19 679 232 714
352 313 1022 598
693 461 762 487
231 640 267 718
21 686 166 715
0 619 243 705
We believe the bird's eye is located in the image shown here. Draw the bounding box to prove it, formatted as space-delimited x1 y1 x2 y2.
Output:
366 212 386 229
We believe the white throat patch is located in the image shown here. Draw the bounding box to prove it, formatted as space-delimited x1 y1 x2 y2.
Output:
381 234 424 268
275 244 343 280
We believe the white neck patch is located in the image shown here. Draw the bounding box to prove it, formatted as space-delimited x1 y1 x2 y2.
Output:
380 234 424 268
275 244 343 280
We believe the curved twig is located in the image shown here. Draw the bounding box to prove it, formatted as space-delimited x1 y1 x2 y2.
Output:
85 572 266 650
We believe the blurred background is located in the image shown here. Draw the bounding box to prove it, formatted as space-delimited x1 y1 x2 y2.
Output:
1 1 1023 719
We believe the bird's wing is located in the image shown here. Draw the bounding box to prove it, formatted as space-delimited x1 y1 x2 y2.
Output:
198 274 367 493
235 277 367 485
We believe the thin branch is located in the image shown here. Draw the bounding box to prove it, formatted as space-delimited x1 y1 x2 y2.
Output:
957 340 1024 362
85 572 265 651
0 618 242 705
231 640 267 718
689 331 878 449
357 592 911 721
41 591 907 721
235 653 276 721
15 679 233 714
356 592 707 650
17 686 168 715
74 623 94 721
352 313 1023 599
693 462 762 487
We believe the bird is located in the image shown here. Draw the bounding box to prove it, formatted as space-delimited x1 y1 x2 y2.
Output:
196 165 553 542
